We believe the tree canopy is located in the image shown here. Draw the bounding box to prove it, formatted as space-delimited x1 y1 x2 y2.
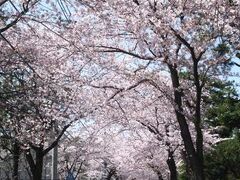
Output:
0 0 239 180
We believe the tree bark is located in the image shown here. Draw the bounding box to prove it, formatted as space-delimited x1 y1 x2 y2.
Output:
12 140 20 180
168 64 204 180
25 148 44 180
0 0 8 7
193 60 205 180
33 148 44 180
181 150 191 180
167 150 177 180
24 123 71 180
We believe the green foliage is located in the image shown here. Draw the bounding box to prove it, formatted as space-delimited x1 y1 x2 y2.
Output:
178 137 240 180
205 80 240 137
177 162 188 180
236 53 240 59
179 71 193 81
204 137 240 180
214 43 230 56
179 71 240 138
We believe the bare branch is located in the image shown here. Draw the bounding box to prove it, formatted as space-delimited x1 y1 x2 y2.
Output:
170 27 197 61
43 123 71 155
90 84 121 90
0 0 39 33
25 150 36 173
96 45 156 61
134 60 152 73
0 0 8 7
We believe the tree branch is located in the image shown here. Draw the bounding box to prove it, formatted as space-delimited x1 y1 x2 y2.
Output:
170 27 197 61
96 45 156 61
25 150 36 173
0 0 8 7
43 123 71 155
0 4 28 33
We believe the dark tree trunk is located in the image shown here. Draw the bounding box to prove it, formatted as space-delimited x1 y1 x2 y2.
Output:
32 149 43 180
168 64 205 180
167 150 177 180
25 148 44 180
12 140 20 180
24 124 71 180
181 150 191 180
170 28 207 180
165 124 177 180
193 57 205 180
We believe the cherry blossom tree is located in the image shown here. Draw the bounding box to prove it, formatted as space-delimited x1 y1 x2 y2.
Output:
0 0 238 179
0 9 102 178
0 1 104 179
69 0 239 179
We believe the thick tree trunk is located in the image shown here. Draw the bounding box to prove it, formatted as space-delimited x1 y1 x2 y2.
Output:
25 148 44 180
12 141 20 180
181 150 191 179
32 149 43 180
167 151 177 180
193 59 205 180
168 64 204 180
165 124 177 180
25 125 70 180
